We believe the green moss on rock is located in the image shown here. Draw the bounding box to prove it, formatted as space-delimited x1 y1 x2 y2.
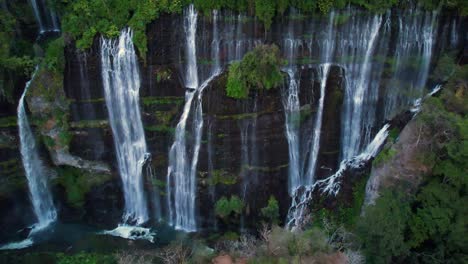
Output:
53 166 111 208
141 96 183 106
0 158 26 198
0 116 17 128
70 120 109 129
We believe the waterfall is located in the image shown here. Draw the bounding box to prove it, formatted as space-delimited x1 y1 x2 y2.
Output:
167 5 221 231
283 69 301 193
282 13 302 193
282 11 337 194
184 4 199 89
30 0 60 34
2 69 58 250
167 73 220 232
100 28 149 225
18 69 57 230
304 11 336 185
384 9 438 119
340 14 385 160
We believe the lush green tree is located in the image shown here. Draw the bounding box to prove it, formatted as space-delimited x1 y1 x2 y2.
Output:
358 190 411 264
255 0 276 30
226 44 284 99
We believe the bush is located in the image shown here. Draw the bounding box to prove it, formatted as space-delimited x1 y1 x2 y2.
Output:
226 44 284 99
215 195 245 218
43 37 65 73
261 196 280 224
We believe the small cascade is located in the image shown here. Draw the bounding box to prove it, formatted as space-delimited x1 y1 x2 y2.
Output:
365 84 443 206
19 69 57 229
287 124 390 230
384 9 438 119
30 0 60 34
100 28 149 225
167 5 221 232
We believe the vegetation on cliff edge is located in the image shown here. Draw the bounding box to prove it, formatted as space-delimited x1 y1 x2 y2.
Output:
226 44 284 99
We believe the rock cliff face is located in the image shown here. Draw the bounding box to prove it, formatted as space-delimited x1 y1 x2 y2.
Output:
0 8 463 235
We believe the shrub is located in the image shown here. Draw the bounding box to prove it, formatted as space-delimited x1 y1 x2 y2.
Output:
43 37 65 73
226 44 284 99
261 196 280 224
215 195 245 218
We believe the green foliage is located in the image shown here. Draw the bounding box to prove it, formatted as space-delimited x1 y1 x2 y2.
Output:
373 146 396 166
351 0 399 13
0 6 34 102
53 0 186 58
358 190 412 264
255 0 276 29
226 62 248 99
226 44 284 99
207 169 237 185
265 225 330 258
43 37 65 73
441 65 468 115
432 53 458 82
261 195 280 224
215 195 244 218
56 252 116 264
358 70 468 263
221 231 240 241
54 166 111 208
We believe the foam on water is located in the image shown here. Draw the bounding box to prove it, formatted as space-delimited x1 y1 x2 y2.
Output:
101 225 156 243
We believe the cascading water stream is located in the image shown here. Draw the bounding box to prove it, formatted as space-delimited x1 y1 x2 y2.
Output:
167 5 221 232
287 124 390 230
167 73 220 232
364 84 443 206
1 69 57 250
341 15 383 160
30 0 60 34
304 11 336 185
100 29 149 226
384 9 438 119
19 70 57 229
